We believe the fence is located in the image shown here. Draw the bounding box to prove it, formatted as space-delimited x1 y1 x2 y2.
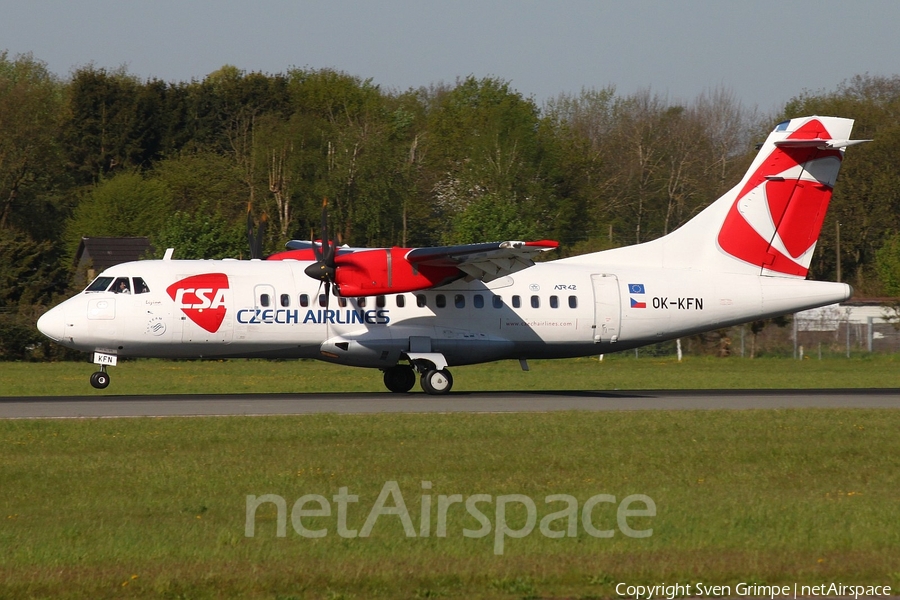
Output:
630 302 900 359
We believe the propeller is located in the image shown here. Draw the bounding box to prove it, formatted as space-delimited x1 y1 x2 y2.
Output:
304 199 338 304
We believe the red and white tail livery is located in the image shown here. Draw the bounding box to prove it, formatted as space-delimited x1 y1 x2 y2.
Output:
38 116 865 394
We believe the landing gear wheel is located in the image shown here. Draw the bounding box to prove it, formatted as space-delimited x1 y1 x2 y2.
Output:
420 369 453 395
383 365 416 393
90 371 110 389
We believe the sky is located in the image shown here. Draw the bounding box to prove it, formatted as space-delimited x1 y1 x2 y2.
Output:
3 0 900 115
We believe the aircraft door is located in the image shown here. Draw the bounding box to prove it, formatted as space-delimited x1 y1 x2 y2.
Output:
591 274 621 344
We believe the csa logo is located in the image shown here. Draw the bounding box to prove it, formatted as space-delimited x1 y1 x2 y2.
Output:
166 273 230 333
717 119 842 277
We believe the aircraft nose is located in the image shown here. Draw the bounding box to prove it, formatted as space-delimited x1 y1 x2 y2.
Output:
37 306 67 342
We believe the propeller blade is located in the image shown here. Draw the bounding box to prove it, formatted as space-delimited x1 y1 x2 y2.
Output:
320 198 334 264
247 204 268 259
304 197 338 295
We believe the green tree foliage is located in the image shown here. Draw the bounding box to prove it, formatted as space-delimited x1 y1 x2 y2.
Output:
0 52 68 237
544 86 760 248
782 74 900 291
448 192 538 243
64 172 173 255
63 66 156 184
152 151 247 219
0 229 68 309
0 228 70 360
418 76 551 244
280 69 412 247
875 232 900 295
154 206 246 260
5 53 900 362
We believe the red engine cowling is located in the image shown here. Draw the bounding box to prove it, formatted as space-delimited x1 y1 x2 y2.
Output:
333 247 461 296
267 247 462 296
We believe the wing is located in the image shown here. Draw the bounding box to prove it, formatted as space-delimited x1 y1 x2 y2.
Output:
271 238 559 296
405 240 559 282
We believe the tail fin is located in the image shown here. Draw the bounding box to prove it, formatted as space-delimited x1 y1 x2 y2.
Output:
715 116 865 277
572 116 867 278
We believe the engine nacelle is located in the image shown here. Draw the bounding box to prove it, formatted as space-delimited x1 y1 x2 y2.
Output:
333 248 461 297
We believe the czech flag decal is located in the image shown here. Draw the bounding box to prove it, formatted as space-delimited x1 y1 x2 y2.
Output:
630 297 647 309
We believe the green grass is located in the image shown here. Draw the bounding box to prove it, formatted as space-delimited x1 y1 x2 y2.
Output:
1 410 899 599
2 353 900 396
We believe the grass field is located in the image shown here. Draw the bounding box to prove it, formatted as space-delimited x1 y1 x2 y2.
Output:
1 353 900 396
1 409 899 599
1 357 899 599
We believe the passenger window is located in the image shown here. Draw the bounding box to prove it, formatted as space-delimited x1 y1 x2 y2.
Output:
416 294 427 308
436 294 446 308
280 294 290 307
133 277 150 294
113 277 131 294
492 295 503 309
531 295 540 309
474 294 484 309
318 294 327 307
357 297 367 307
550 295 559 309
338 297 348 308
568 295 578 309
454 294 465 308
86 276 113 292
512 295 521 308
376 295 386 308
299 294 309 307
260 293 270 307
396 295 406 308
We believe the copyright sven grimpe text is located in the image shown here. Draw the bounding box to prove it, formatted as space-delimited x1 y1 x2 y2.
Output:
616 582 892 600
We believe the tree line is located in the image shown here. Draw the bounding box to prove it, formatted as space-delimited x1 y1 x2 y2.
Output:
2 50 900 358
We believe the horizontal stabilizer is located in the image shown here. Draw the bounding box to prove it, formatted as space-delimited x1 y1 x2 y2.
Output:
774 138 870 149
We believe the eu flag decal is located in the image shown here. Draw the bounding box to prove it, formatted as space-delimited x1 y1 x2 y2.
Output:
630 297 647 309
628 283 645 294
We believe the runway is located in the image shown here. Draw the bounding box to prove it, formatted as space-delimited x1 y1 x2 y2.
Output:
1 389 898 418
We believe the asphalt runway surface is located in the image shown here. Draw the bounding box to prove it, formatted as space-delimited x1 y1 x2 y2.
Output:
0 389 898 418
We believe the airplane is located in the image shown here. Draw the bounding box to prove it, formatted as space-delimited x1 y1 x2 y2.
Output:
37 116 867 394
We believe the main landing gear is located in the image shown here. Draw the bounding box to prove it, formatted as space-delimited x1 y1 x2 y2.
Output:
89 366 110 389
382 363 454 395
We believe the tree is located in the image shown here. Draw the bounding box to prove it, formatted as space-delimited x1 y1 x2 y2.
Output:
875 232 900 295
152 151 247 219
64 172 173 256
0 52 67 236
154 206 246 260
63 66 152 184
0 228 68 309
417 77 549 244
783 75 900 290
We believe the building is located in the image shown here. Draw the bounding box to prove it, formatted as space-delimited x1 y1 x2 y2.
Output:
74 237 153 287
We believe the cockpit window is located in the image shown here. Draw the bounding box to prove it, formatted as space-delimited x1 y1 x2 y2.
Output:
112 277 131 294
133 277 150 294
85 276 113 292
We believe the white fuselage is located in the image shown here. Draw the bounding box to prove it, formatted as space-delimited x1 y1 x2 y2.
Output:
39 257 852 369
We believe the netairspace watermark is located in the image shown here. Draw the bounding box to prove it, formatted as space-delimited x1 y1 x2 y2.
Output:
245 480 655 555
615 582 893 600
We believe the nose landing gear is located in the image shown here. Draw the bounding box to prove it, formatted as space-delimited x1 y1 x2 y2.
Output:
89 366 110 389
89 352 117 389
